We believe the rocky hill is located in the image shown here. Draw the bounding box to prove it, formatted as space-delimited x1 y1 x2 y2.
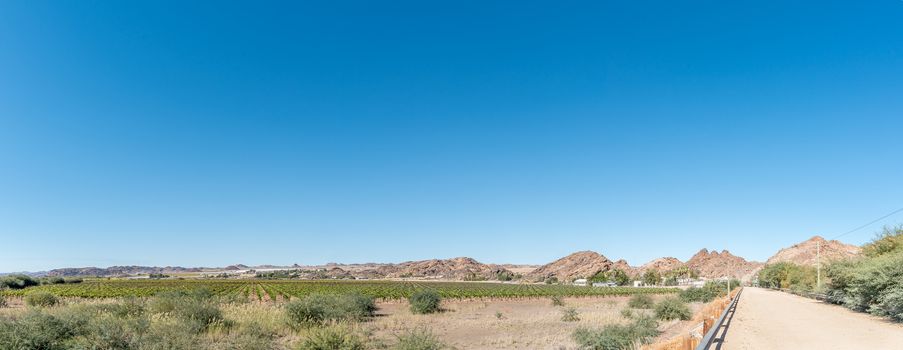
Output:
362 257 513 280
766 236 860 266
686 249 762 281
46 266 205 277
526 251 614 282
639 257 683 274
612 259 638 276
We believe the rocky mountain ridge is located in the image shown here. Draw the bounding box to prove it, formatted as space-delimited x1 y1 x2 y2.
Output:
766 235 861 266
25 237 861 281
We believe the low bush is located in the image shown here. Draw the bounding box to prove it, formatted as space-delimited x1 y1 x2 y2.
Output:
0 296 6 308
148 292 223 332
296 323 366 350
0 311 74 349
679 287 716 303
393 327 445 350
561 307 580 322
286 293 377 328
550 295 565 307
0 274 40 290
409 290 441 315
573 315 659 350
628 294 654 309
654 297 691 321
25 291 59 307
619 308 633 319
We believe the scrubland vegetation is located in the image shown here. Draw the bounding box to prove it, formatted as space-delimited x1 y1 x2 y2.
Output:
758 224 903 322
0 277 686 349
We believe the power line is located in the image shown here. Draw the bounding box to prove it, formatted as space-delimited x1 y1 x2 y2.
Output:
832 206 903 240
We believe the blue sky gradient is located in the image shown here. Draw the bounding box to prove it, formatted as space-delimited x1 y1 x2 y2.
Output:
2 1 902 272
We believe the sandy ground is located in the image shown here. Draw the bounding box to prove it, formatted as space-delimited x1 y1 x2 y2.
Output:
722 287 903 350
369 295 696 350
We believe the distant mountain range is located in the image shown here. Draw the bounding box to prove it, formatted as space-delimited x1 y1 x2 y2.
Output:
7 236 861 282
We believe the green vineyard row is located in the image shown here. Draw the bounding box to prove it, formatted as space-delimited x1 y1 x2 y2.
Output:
1 279 678 300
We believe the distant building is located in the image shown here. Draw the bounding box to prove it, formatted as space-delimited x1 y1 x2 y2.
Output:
677 278 706 287
592 281 617 287
573 278 588 286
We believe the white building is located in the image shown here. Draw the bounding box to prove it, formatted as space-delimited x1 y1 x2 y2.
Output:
573 278 588 286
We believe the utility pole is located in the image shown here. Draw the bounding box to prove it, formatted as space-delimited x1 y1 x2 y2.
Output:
817 240 821 288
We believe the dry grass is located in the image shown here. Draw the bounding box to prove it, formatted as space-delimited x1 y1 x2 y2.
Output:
368 295 667 349
0 292 702 349
643 288 740 350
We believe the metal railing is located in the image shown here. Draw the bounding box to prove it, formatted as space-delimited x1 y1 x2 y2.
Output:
694 287 743 350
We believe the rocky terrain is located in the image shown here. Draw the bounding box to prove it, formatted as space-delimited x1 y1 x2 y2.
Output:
361 257 513 280
686 249 763 280
25 236 862 282
46 265 206 277
766 235 860 266
639 257 683 274
525 251 615 282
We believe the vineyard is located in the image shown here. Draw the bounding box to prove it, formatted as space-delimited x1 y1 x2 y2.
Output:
0 279 678 301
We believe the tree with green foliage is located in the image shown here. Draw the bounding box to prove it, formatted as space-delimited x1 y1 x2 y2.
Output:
642 270 661 286
611 269 630 286
826 224 903 321
758 262 816 291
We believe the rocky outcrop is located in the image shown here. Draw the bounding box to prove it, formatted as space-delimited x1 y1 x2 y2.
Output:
46 266 204 277
686 249 762 281
639 257 684 274
526 251 614 282
766 236 860 266
365 257 513 280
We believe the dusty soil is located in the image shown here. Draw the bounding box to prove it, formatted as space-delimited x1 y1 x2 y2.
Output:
369 295 697 350
723 287 903 350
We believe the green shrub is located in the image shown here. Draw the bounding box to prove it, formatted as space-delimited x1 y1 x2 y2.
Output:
409 290 441 315
824 226 903 321
0 311 74 350
628 294 654 309
296 323 365 350
573 315 659 350
148 292 222 332
66 313 148 349
550 295 565 307
679 287 716 303
654 297 691 321
0 296 7 308
393 327 445 350
26 291 59 307
286 293 377 328
561 307 580 322
45 276 66 284
0 274 40 290
862 224 903 257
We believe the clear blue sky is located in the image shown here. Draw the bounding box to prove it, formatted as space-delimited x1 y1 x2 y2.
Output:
2 1 902 272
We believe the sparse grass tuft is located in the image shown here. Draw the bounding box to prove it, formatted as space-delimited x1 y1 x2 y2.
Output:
573 315 659 350
393 327 445 350
550 295 565 307
627 294 653 309
561 307 580 322
285 293 376 328
296 323 366 350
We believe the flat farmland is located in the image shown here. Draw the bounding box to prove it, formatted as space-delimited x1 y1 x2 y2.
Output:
0 279 677 300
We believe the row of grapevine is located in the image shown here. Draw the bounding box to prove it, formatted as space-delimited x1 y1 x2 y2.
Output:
1 279 678 300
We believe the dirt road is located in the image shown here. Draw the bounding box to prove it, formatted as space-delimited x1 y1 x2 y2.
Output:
722 287 903 350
